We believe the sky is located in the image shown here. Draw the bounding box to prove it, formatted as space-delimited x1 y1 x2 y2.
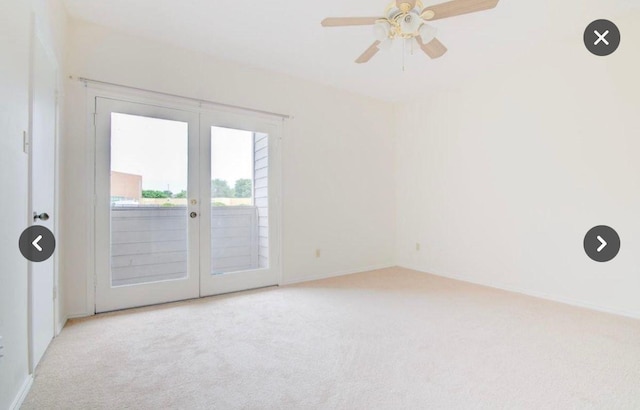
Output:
211 126 253 190
111 113 253 194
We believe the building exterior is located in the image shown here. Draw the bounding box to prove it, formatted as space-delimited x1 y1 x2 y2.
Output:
111 171 142 202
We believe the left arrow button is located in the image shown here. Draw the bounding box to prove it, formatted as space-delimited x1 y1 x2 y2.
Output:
32 235 43 252
19 226 55 262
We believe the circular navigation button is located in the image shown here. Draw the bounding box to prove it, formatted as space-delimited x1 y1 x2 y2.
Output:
583 225 620 262
584 19 621 56
19 225 56 262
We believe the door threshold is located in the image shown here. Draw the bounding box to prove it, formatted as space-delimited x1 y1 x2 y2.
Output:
96 285 280 315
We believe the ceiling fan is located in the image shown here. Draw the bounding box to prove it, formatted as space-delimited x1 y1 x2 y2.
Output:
321 0 499 63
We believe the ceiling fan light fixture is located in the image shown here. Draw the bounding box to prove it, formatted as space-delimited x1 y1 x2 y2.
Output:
373 20 391 41
320 0 502 64
400 12 422 34
419 23 438 43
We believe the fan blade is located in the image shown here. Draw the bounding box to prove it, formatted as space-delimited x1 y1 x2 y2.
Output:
321 17 380 27
421 0 499 21
355 41 382 64
416 37 448 59
396 0 417 10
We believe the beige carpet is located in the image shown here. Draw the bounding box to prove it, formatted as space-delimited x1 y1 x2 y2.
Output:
23 267 640 409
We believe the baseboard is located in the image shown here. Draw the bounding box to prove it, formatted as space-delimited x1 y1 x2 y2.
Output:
56 316 68 335
66 312 93 320
281 264 395 286
65 265 395 317
10 374 33 410
56 317 67 336
401 264 640 320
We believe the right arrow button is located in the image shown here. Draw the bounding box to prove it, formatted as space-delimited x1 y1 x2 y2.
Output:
584 226 620 262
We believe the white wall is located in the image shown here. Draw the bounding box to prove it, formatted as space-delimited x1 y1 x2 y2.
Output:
396 11 640 317
0 1 32 407
0 1 67 408
63 19 396 316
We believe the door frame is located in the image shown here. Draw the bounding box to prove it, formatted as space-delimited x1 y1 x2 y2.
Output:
85 84 283 314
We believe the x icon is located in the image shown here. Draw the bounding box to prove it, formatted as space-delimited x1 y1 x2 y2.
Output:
594 30 610 46
585 20 619 56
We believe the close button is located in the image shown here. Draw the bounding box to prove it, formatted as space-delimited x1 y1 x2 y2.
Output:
584 19 621 56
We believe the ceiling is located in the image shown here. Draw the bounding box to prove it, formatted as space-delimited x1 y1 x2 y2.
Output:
62 0 638 102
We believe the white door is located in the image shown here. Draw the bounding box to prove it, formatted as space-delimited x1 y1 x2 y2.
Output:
95 98 200 312
29 33 57 368
199 111 282 296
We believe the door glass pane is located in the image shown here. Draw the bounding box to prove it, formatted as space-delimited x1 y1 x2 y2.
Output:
110 113 189 286
211 127 269 274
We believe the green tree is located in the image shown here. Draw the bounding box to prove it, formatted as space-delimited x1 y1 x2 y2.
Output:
234 179 253 198
142 190 169 198
211 179 233 198
173 190 187 198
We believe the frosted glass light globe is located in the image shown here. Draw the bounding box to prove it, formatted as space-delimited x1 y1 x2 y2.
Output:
400 12 422 34
373 21 391 41
419 24 438 43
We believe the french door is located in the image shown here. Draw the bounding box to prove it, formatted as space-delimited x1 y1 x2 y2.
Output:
199 111 281 297
95 98 201 312
95 97 281 312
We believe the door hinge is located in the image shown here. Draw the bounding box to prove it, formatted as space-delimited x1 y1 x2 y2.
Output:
93 112 97 126
53 286 58 300
23 130 29 154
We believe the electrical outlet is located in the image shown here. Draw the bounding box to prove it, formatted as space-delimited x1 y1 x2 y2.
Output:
315 249 321 258
416 243 421 251
0 336 4 360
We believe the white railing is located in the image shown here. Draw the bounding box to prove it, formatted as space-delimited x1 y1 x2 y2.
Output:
110 206 259 286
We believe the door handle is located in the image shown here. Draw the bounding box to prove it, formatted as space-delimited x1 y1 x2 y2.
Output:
34 212 50 221
190 212 198 218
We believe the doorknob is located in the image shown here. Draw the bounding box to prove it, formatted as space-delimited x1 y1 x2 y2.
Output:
190 212 198 218
33 212 50 221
